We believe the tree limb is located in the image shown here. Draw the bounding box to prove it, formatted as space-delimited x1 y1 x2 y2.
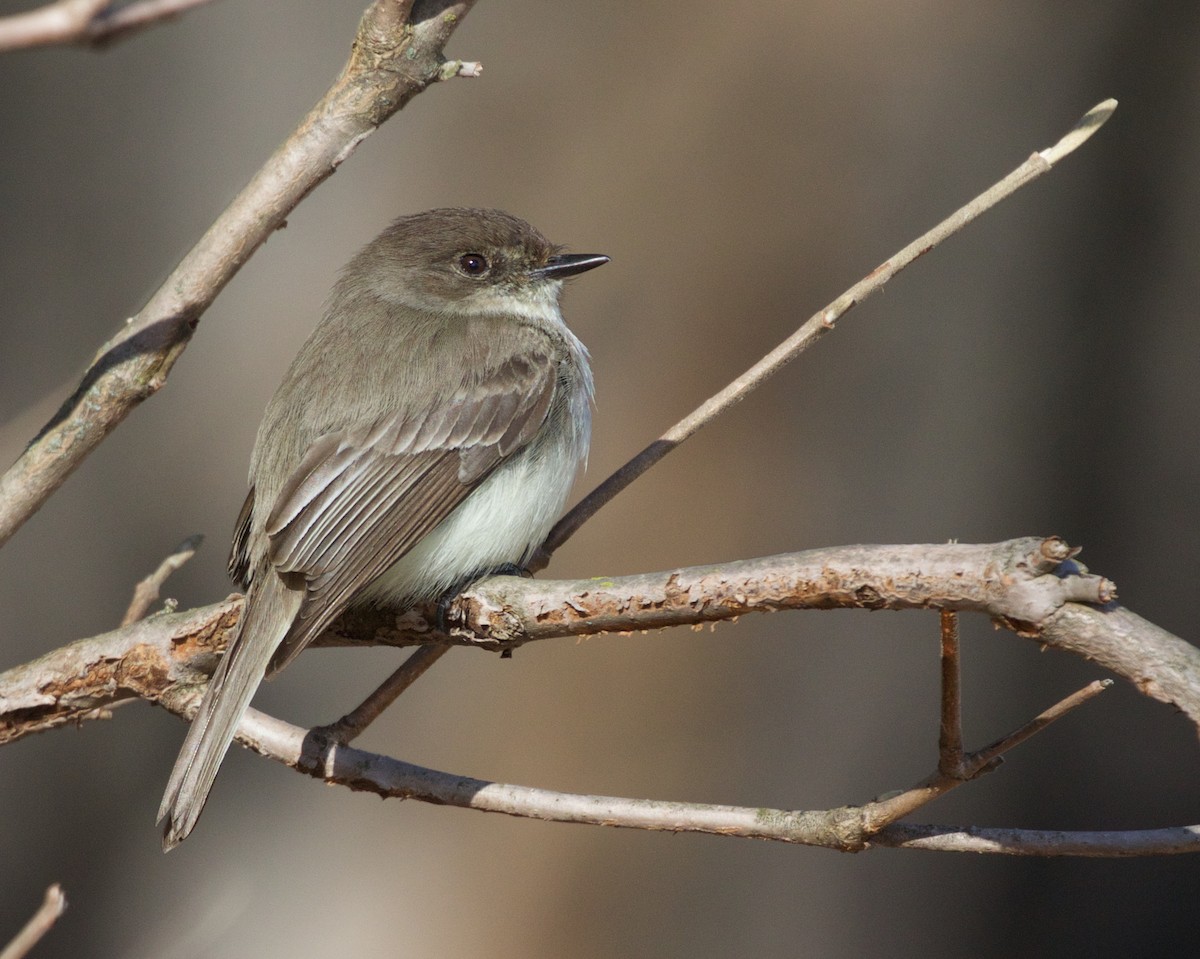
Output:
439 537 1117 646
2 536 1194 856
938 611 966 775
139 685 1199 858
0 0 480 549
6 537 1196 747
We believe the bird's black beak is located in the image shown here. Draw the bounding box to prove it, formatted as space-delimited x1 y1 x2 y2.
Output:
532 253 609 280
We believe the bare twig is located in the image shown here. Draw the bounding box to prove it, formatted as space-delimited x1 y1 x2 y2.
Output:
537 99 1119 563
972 679 1113 765
139 689 1196 857
0 0 479 549
0 0 218 51
120 533 203 626
316 644 451 743
0 0 109 51
0 884 66 959
82 0 219 45
863 679 1112 829
872 823 1200 856
938 610 964 776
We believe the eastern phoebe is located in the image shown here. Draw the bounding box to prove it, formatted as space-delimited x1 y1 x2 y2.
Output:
158 208 607 849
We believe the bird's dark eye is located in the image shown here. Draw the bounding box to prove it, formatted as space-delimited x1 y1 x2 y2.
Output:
458 253 489 276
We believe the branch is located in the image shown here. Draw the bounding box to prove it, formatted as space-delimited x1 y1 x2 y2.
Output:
0 884 66 959
140 688 1199 857
0 0 218 52
438 537 1117 647
872 824 1200 856
316 644 452 743
7 537 1196 748
120 533 203 626
937 611 965 775
538 99 1119 561
1041 603 1200 726
0 0 480 549
0 597 241 745
852 614 1110 831
862 679 1112 829
3 537 1195 856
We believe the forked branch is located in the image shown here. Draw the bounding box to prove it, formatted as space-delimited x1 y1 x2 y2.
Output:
138 680 1194 858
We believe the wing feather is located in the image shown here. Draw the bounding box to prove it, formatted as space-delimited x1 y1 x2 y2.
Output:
258 349 558 673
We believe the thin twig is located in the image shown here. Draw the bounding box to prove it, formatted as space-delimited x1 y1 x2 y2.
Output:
0 0 218 51
84 0 220 45
0 0 479 549
120 533 203 626
862 679 1112 830
0 0 108 51
938 610 964 776
0 884 66 959
872 822 1200 856
140 690 1199 857
971 679 1113 766
537 98 1119 564
316 644 451 743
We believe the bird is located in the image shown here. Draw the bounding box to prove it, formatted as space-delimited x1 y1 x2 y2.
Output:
158 208 607 849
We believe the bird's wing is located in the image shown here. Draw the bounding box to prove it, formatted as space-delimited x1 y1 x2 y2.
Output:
160 351 557 848
262 349 557 670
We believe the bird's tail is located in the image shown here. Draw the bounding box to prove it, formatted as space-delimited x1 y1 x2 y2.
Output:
157 576 302 850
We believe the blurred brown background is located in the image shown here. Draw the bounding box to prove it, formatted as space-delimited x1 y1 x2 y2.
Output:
2 1 1199 956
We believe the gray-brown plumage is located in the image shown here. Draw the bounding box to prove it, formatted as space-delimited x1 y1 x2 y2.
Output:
158 209 607 848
